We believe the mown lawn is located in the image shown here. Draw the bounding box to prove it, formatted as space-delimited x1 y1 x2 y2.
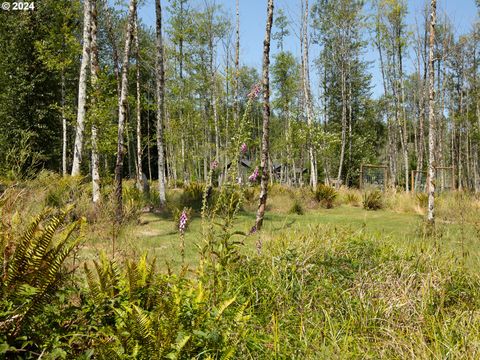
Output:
80 204 479 271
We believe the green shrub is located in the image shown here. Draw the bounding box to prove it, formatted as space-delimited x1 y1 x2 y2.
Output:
170 179 185 189
289 199 304 215
45 174 85 208
269 184 294 196
209 184 244 218
179 182 205 211
416 193 428 208
314 184 338 209
345 192 360 206
243 187 256 202
363 190 383 210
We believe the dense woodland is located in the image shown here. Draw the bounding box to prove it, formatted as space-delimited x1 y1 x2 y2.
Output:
1 0 479 196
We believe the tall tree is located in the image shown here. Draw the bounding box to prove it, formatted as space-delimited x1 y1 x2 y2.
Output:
90 0 101 203
313 0 372 186
273 8 289 52
374 0 410 190
167 0 191 184
234 0 240 127
156 0 167 205
254 0 274 233
271 51 299 186
134 10 143 191
427 0 436 225
302 0 318 190
71 0 92 176
114 0 137 220
33 1 80 176
413 5 429 191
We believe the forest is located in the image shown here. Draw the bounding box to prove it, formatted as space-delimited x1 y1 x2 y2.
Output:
1 0 480 358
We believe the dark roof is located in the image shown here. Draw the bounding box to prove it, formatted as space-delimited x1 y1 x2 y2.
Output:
226 159 252 169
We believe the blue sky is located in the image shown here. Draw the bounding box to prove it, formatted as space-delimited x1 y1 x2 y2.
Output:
136 0 479 99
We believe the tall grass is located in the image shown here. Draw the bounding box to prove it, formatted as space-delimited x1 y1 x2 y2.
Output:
227 226 480 358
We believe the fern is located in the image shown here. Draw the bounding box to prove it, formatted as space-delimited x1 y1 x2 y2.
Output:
0 207 83 337
5 210 50 286
221 347 236 360
97 346 124 360
167 333 191 360
215 297 236 320
84 262 101 302
130 305 156 354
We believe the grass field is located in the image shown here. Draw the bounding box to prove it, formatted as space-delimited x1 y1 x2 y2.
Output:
84 195 480 273
3 175 480 358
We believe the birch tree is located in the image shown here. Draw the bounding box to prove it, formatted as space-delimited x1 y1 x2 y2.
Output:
90 0 100 203
254 0 274 233
114 0 137 220
155 0 167 205
427 0 436 225
71 0 91 176
234 0 240 128
374 0 409 190
302 0 318 190
134 11 143 191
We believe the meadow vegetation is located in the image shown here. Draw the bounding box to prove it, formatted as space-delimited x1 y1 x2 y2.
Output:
1 172 480 358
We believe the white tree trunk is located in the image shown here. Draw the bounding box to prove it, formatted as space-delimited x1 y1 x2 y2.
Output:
254 0 274 233
90 0 101 204
114 0 137 219
302 0 317 190
155 0 167 205
427 0 436 225
71 0 92 176
134 14 143 191
337 68 347 188
61 71 67 176
234 0 240 127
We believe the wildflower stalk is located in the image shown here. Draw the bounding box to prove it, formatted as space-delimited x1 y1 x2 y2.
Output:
180 232 185 265
199 83 261 264
178 208 188 264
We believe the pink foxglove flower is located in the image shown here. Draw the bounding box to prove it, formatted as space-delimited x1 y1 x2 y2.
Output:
210 160 218 170
240 143 247 154
249 167 259 182
179 209 188 233
247 83 261 99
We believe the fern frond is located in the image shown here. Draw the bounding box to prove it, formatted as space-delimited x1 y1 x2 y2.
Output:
26 210 67 272
144 257 157 309
126 260 139 296
93 259 109 294
130 305 156 355
5 210 50 286
166 333 191 359
110 259 122 296
16 230 81 332
215 297 236 320
234 301 250 324
221 347 236 360
84 262 101 301
33 217 82 289
97 345 123 360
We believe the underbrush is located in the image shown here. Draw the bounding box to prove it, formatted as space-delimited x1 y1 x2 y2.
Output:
363 190 383 210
